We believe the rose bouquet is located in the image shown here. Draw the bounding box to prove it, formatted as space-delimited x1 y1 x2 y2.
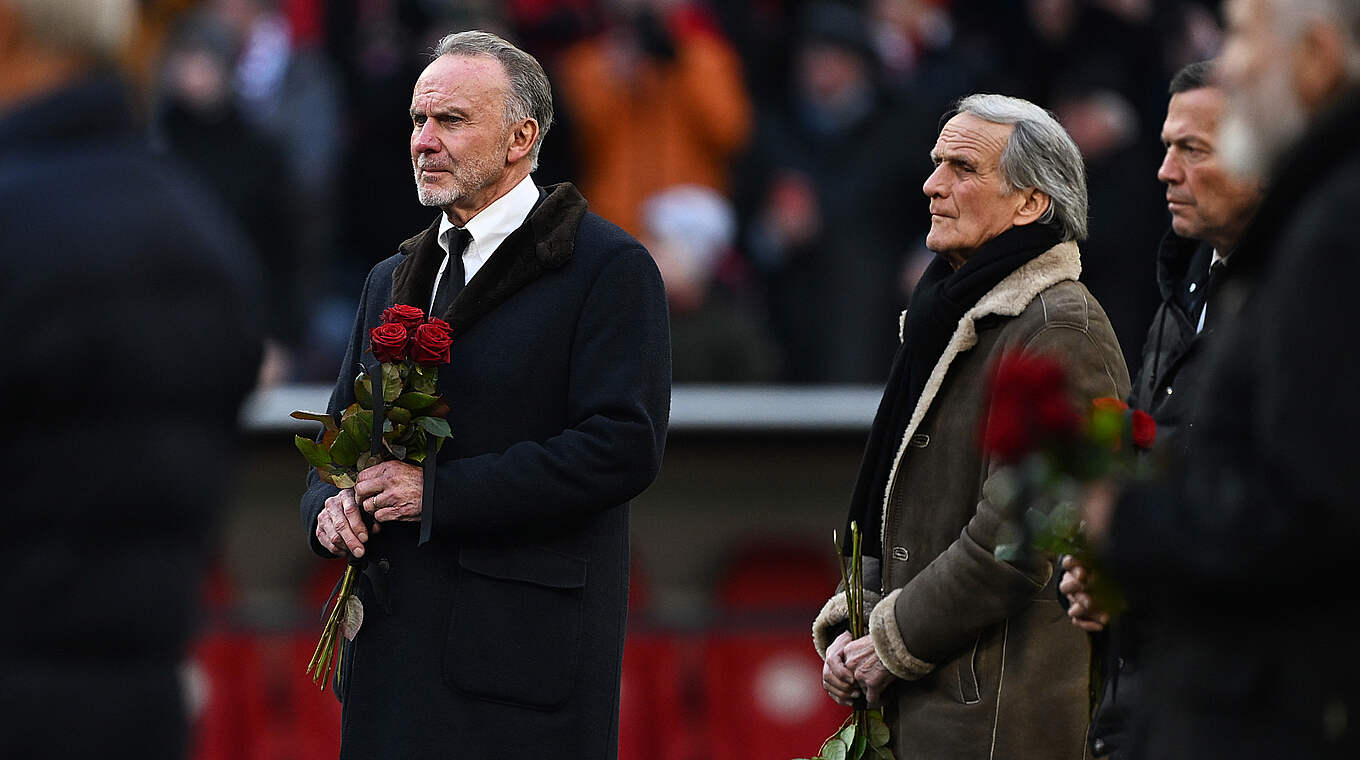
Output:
981 352 1154 607
292 304 455 687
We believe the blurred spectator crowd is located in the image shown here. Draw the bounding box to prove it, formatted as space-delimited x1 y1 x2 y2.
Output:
147 0 1226 385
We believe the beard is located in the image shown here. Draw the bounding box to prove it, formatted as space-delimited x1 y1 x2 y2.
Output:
413 149 503 208
1219 63 1308 182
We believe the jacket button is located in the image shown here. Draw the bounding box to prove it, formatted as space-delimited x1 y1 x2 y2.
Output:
909 433 930 448
1117 657 1126 671
892 547 909 561
1093 738 1108 755
1165 386 1174 396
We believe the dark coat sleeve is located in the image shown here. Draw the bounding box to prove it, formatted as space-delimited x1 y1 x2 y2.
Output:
299 263 386 556
430 243 671 538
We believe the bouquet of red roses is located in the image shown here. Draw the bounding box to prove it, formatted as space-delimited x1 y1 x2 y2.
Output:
291 304 455 687
981 352 1154 575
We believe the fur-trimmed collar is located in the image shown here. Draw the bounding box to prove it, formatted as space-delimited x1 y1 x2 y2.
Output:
880 240 1082 542
390 182 589 337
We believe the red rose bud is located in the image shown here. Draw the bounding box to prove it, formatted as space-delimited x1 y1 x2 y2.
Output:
370 322 409 363
1131 409 1157 450
1091 396 1129 413
411 321 453 365
381 304 425 331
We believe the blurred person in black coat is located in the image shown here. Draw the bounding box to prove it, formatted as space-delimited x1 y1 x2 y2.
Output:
1081 1 1360 756
1060 60 1263 759
0 0 263 757
738 2 932 383
299 31 669 759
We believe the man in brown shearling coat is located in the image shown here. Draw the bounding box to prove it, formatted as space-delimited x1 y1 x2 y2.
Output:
814 94 1129 759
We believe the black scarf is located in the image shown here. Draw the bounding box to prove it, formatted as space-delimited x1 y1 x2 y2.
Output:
846 222 1063 557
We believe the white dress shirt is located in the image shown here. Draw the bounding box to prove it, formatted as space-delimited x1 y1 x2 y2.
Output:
429 173 539 313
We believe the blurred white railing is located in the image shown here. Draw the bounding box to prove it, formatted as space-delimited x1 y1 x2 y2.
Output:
240 384 882 434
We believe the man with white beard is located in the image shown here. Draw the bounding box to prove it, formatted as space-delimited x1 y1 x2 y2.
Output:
1078 0 1360 757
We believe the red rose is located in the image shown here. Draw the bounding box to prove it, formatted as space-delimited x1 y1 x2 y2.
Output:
1091 397 1129 413
1131 409 1157 450
411 320 452 366
381 304 425 331
982 352 1077 461
1035 393 1081 438
370 322 409 363
982 410 1031 463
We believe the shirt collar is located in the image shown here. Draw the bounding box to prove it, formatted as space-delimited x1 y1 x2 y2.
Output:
437 173 538 254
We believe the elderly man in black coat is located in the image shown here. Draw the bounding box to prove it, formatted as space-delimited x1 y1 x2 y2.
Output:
0 0 263 757
1083 0 1360 756
299 30 670 759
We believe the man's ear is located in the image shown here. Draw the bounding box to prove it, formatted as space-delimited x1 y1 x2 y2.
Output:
505 118 539 165
1013 187 1051 227
1293 20 1347 111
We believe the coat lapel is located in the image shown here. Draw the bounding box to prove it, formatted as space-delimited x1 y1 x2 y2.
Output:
879 241 1083 542
389 182 589 337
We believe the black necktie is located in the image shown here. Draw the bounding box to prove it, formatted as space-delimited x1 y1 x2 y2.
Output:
1192 259 1226 330
432 228 472 318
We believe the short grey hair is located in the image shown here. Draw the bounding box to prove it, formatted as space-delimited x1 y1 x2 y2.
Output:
433 30 554 171
8 0 134 59
952 93 1089 241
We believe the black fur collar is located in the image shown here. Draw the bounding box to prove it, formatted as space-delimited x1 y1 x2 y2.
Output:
390 182 588 337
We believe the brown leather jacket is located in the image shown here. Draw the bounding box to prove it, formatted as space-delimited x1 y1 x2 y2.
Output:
815 241 1129 759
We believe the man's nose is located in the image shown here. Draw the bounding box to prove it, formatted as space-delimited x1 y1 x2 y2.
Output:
923 164 947 198
412 122 439 153
1157 151 1181 185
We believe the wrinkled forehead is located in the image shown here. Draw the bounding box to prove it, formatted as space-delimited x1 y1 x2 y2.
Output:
411 53 509 107
931 112 1013 164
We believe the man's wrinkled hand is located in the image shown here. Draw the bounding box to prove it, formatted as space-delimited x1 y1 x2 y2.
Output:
844 635 897 706
822 630 861 706
354 460 424 523
1060 555 1109 632
316 488 368 559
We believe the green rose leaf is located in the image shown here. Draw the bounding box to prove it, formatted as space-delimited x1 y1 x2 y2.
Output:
388 406 412 425
822 738 848 760
354 373 373 410
415 415 452 438
342 408 374 447
395 391 438 411
849 723 868 758
290 410 339 433
381 363 402 403
330 430 361 468
411 364 439 395
331 472 356 489
294 435 332 468
867 711 890 747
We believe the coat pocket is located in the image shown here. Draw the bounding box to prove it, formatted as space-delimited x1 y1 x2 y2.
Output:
444 544 588 710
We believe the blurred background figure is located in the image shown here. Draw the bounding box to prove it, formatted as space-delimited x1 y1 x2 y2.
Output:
642 185 778 383
737 1 931 382
155 11 300 386
557 0 752 237
0 0 262 757
1054 81 1165 372
1087 0 1360 757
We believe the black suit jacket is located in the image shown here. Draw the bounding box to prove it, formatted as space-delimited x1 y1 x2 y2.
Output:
300 183 670 759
